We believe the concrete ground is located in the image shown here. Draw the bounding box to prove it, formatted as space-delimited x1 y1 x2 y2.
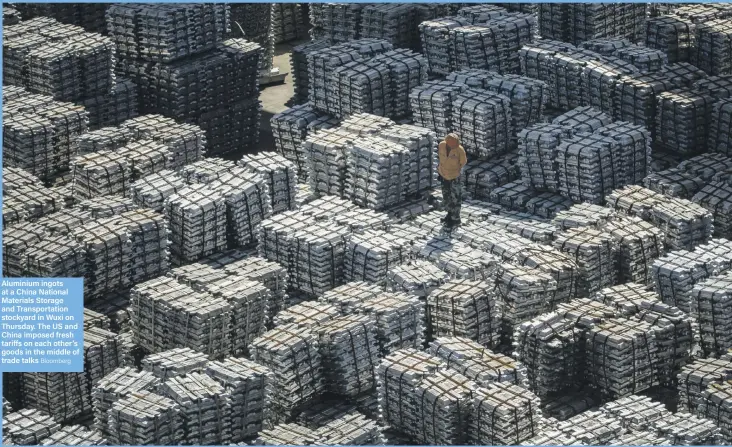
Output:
255 40 308 154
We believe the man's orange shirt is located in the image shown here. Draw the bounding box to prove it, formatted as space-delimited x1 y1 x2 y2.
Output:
437 141 467 181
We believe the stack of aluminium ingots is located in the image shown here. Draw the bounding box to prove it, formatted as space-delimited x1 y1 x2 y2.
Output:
568 4 647 45
22 235 87 283
83 327 124 390
77 196 137 219
2 224 48 277
92 367 160 438
141 348 209 381
678 358 732 415
121 116 206 169
650 196 713 250
83 308 110 330
585 318 660 398
309 4 364 43
463 152 520 200
612 73 679 136
81 78 139 130
428 336 528 387
554 410 625 444
250 324 325 423
376 349 443 441
3 183 67 225
595 284 692 385
319 281 382 314
3 93 88 182
2 409 61 445
495 264 559 341
283 220 351 297
426 279 502 347
518 123 575 192
210 252 289 317
693 181 732 238
129 170 186 212
345 136 410 210
710 98 732 156
661 62 708 88
679 153 732 183
307 39 393 114
595 121 652 185
693 19 732 76
378 124 438 197
655 89 715 155
644 15 695 64
291 39 331 105
211 167 273 248
555 132 624 204
541 393 597 421
451 89 512 159
553 227 617 297
239 153 297 214
272 4 308 44
447 70 548 136
107 391 183 445
552 203 617 230
653 238 732 313
339 113 394 136
409 80 466 136
580 37 633 56
22 371 91 423
371 49 428 119
344 227 419 283
256 423 319 445
387 259 450 297
456 4 508 24
330 59 392 118
205 357 273 442
180 158 235 185
304 127 354 197
359 4 425 50
410 369 477 445
418 16 472 75
165 184 228 265
159 373 231 445
356 291 424 355
691 272 732 358
271 104 338 178
116 140 173 180
274 301 341 328
201 277 271 356
450 14 536 75
75 126 134 155
470 382 543 445
700 380 732 442
130 277 231 358
315 315 380 397
602 216 666 285
70 151 131 200
38 425 106 446
644 168 707 199
615 45 668 73
314 411 383 445
655 411 722 445
414 237 499 280
512 312 581 399
528 201 582 228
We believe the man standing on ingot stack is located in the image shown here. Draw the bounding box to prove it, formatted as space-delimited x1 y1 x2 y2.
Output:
437 133 467 228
